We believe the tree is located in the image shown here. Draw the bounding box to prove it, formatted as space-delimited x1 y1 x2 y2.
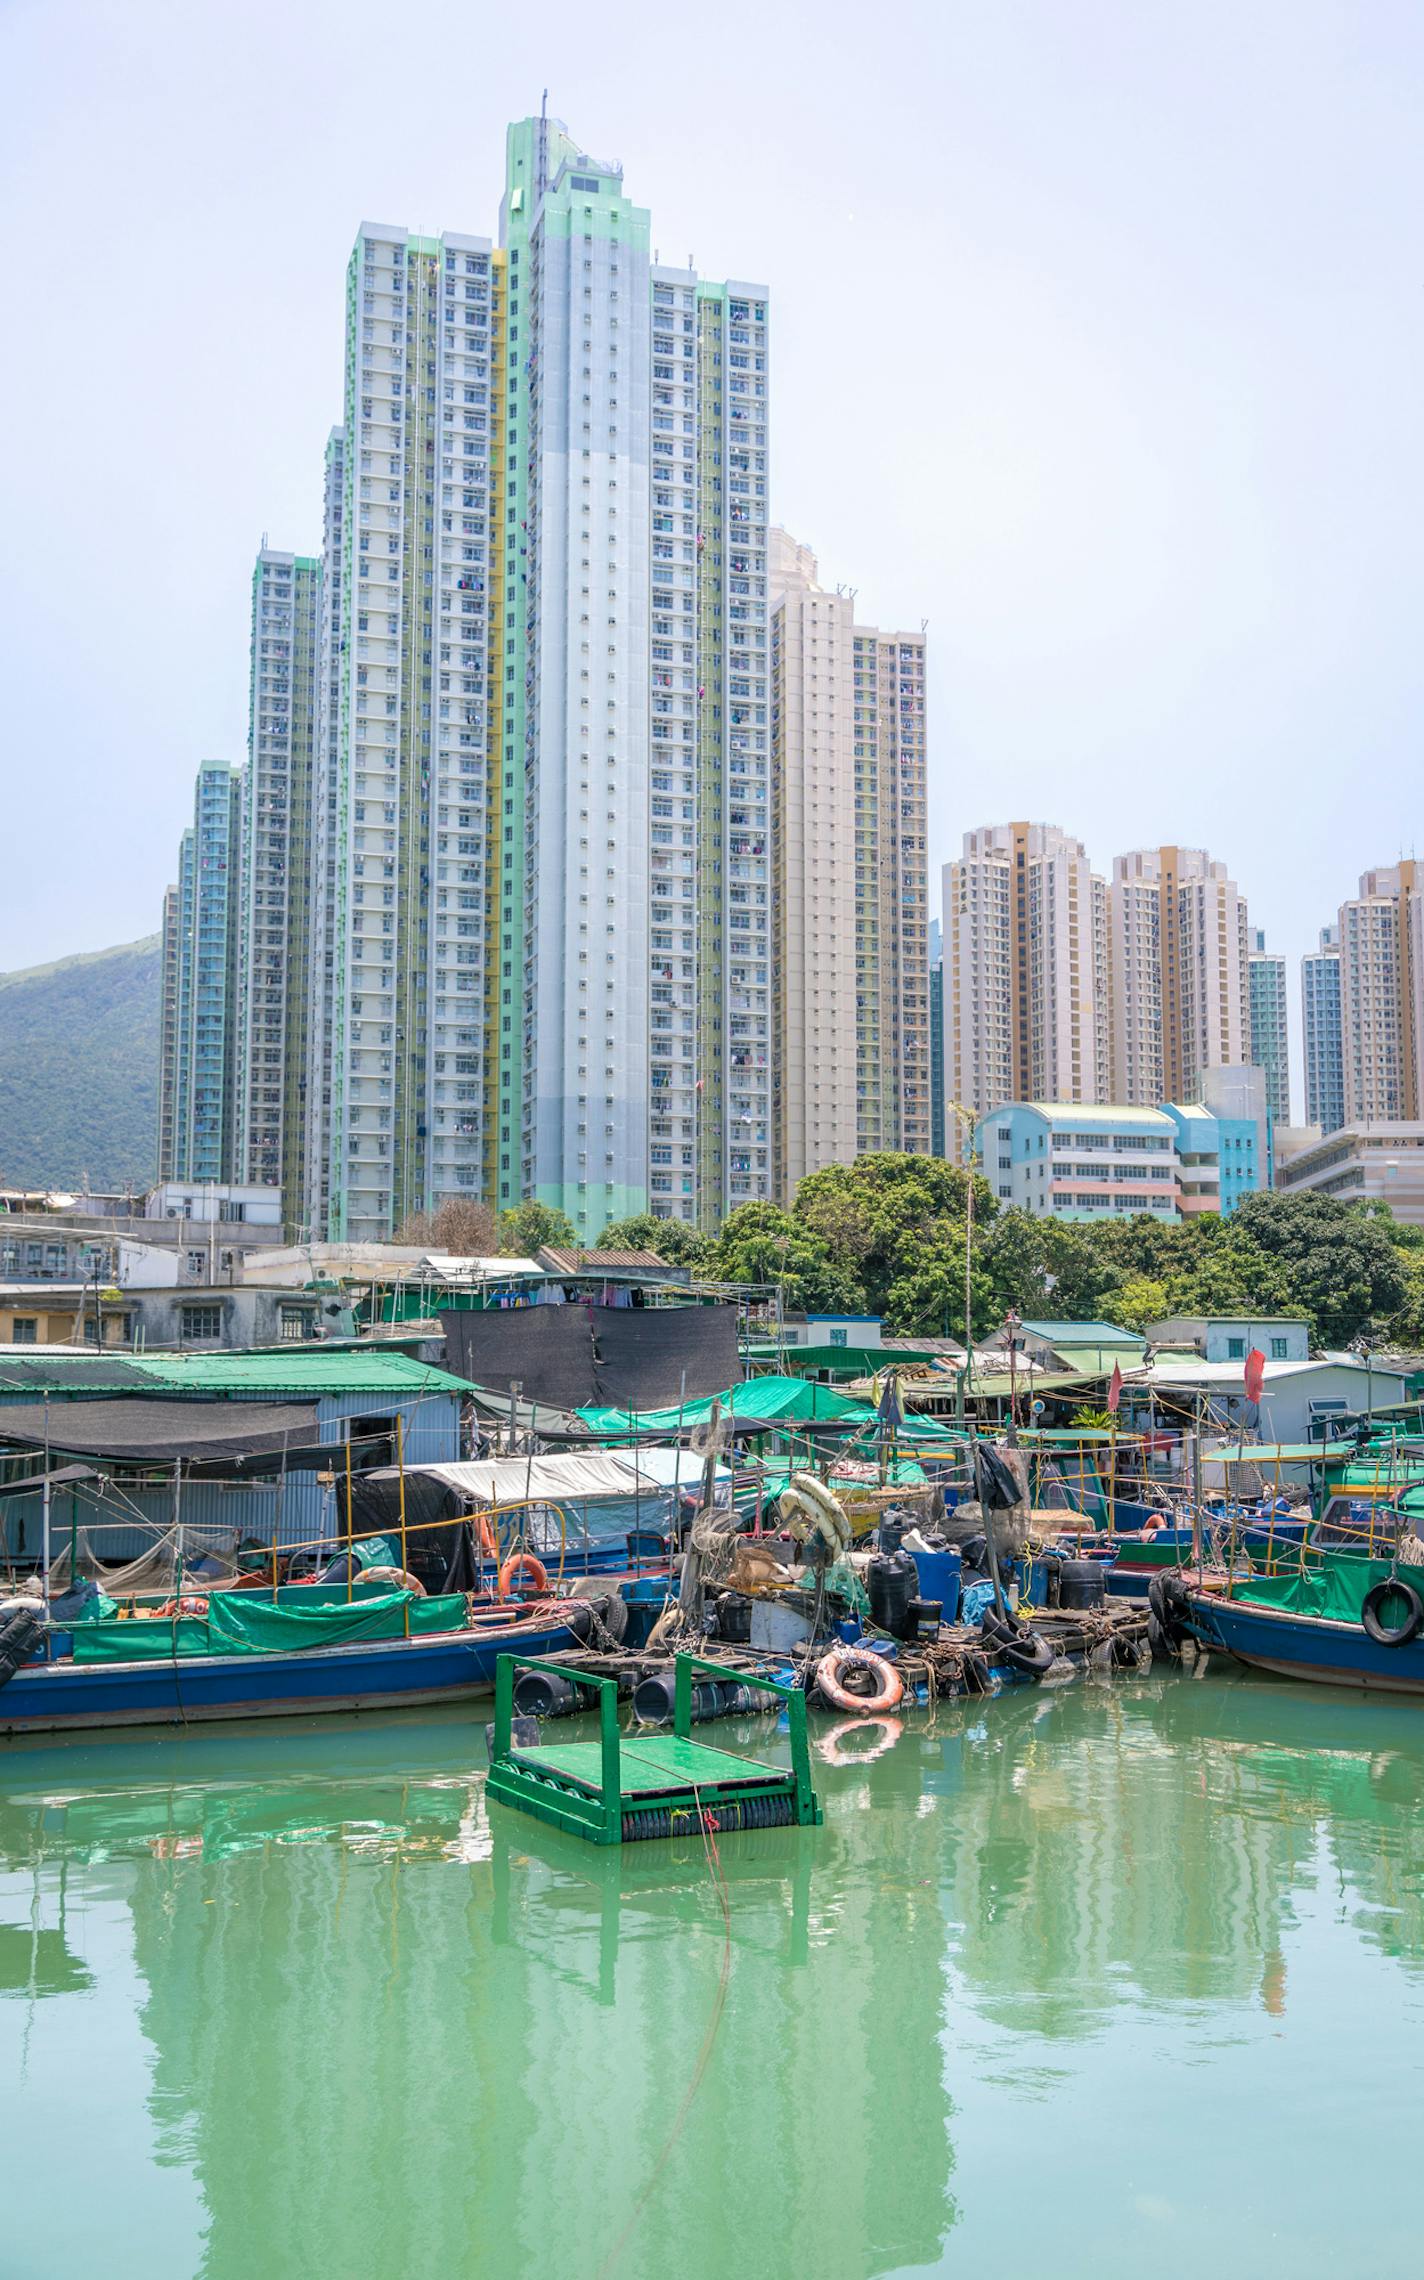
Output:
597 1211 715 1275
497 1202 577 1257
1219 1191 1409 1345
393 1196 496 1253
793 1153 995 1320
711 1202 866 1315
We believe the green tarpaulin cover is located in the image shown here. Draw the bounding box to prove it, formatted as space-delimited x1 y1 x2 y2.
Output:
577 1375 877 1438
71 1591 469 1664
1231 1556 1424 1625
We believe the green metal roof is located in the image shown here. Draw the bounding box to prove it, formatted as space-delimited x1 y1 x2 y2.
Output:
1021 1321 1144 1346
0 1350 471 1399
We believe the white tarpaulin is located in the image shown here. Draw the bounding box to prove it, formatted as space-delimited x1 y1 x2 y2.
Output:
404 1452 661 1506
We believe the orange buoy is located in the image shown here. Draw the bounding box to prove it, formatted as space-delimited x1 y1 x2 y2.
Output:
498 1552 549 1600
814 1644 904 1714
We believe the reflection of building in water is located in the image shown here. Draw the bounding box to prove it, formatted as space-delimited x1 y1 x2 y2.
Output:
100 1736 957 2279
930 1684 1424 2035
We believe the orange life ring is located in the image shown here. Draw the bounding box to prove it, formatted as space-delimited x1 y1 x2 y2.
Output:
820 1716 904 1767
476 1515 499 1557
498 1553 549 1600
815 1644 904 1715
154 1595 209 1620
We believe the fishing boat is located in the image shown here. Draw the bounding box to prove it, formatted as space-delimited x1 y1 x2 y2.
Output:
1179 1551 1424 1696
0 1588 609 1738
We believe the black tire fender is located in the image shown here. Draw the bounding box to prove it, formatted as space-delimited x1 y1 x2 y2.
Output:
1361 1579 1424 1648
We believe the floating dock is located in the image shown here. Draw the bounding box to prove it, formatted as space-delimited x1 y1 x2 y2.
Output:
486 1654 823 1845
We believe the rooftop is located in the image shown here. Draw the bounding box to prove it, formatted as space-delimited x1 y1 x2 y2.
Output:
0 1349 472 1400
537 1247 679 1276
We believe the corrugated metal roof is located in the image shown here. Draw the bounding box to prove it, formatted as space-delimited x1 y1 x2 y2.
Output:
0 1350 471 1398
1020 1320 1144 1344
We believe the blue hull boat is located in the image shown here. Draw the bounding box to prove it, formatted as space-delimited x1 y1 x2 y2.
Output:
0 1607 589 1738
1185 1586 1424 1697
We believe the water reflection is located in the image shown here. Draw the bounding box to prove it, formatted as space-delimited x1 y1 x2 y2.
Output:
0 1674 1420 2278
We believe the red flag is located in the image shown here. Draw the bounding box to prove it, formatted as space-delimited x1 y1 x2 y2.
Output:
1107 1363 1122 1414
1244 1348 1266 1405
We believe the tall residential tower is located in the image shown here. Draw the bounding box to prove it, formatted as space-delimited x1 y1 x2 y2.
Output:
1301 923 1343 1134
1247 924 1290 1127
941 823 1108 1141
769 530 929 1197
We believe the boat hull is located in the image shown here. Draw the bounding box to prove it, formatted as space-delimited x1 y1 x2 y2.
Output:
1185 1592 1424 1698
0 1616 581 1737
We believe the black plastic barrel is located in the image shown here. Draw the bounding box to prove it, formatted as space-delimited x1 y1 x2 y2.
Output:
632 1671 761 1725
512 1668 598 1719
711 1592 752 1643
907 1597 943 1639
1057 1557 1106 1611
877 1513 907 1554
867 1549 919 1640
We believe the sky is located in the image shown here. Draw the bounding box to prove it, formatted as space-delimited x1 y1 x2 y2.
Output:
2 0 1421 1108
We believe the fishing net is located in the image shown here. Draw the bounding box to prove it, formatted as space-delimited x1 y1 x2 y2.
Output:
47 1520 244 1598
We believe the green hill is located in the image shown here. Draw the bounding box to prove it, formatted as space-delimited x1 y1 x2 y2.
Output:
0 936 161 1193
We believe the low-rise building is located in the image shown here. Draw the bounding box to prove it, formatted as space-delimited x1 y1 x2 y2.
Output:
977 1103 1181 1220
976 1098 1266 1222
1145 1314 1311 1364
1138 1353 1412 1441
1273 1123 1424 1225
1158 1101 1262 1215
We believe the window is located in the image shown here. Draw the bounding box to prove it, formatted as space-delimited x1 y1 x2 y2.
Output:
10 1318 37 1344
1226 1337 1246 1360
1270 1337 1289 1360
279 1307 316 1343
181 1304 223 1342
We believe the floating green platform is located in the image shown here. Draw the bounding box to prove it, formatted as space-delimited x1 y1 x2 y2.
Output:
486 1655 824 1845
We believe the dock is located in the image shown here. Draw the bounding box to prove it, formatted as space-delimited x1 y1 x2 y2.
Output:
486 1654 824 1844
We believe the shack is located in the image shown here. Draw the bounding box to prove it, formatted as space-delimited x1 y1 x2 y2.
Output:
0 1349 470 1566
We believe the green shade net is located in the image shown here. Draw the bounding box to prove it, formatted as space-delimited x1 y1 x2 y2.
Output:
577 1375 877 1437
71 1591 469 1664
1231 1556 1424 1625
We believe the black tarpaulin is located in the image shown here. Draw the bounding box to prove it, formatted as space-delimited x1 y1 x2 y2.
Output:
592 1306 739 1409
0 1400 321 1463
440 1304 739 1412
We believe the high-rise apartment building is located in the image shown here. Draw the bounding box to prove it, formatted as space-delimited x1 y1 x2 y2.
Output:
768 531 929 1197
1108 846 1249 1105
306 220 504 1244
1338 861 1424 1122
1247 925 1290 1127
303 430 347 1241
234 548 319 1223
285 117 771 1243
495 120 772 1233
941 823 1108 1144
928 918 945 1160
852 620 930 1157
1301 923 1343 1134
157 761 242 1185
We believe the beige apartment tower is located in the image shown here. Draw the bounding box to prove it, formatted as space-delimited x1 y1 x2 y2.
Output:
940 822 1109 1146
769 530 929 1200
1108 846 1249 1106
1339 861 1424 1121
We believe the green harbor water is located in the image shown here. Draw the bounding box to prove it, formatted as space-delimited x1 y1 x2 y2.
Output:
2 1668 1423 2280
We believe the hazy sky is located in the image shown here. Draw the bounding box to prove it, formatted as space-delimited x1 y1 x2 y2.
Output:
3 0 1421 1103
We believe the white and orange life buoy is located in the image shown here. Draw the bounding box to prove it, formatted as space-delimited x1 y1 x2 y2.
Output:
815 1644 904 1714
498 1552 549 1600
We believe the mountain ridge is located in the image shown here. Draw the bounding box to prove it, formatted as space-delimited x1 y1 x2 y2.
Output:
0 935 162 1193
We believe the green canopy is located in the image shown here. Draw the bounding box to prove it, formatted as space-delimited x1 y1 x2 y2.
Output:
576 1374 877 1439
